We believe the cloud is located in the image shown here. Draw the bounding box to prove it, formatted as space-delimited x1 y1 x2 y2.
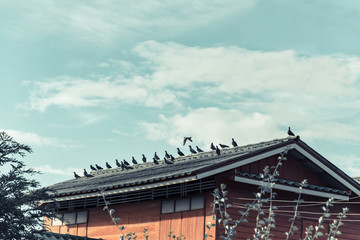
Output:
34 164 82 177
140 107 282 147
328 154 360 178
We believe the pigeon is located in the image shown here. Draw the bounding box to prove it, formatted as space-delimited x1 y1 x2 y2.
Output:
142 154 147 163
74 172 81 179
116 159 121 167
106 162 112 169
153 157 159 165
132 156 138 164
164 157 173 164
165 151 170 159
95 164 103 170
183 137 193 146
189 145 197 154
216 146 221 156
196 146 204 152
123 159 130 166
124 164 133 170
83 169 93 177
90 165 97 171
232 138 238 147
170 154 175 161
219 143 229 149
177 148 185 156
120 161 125 170
288 127 295 136
210 143 216 150
154 152 160 160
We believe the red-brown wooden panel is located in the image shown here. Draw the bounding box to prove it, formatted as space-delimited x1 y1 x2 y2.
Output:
182 209 204 239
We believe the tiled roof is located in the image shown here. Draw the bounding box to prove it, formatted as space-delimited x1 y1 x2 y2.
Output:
48 137 295 197
35 232 102 240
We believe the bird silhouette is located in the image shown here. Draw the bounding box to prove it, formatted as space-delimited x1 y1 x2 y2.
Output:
216 146 221 155
196 146 204 152
165 151 170 159
170 154 175 161
120 161 125 170
183 137 193 146
95 164 103 170
90 165 97 171
153 157 159 165
83 169 93 177
210 143 216 150
164 157 173 164
116 159 121 167
154 152 160 160
106 162 112 169
177 148 185 156
232 138 238 147
74 172 81 179
132 157 138 164
124 164 133 170
219 143 229 148
288 127 295 136
142 154 147 163
123 159 130 166
189 145 197 154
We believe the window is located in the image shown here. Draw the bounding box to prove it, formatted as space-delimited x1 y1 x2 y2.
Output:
52 211 88 226
161 195 204 214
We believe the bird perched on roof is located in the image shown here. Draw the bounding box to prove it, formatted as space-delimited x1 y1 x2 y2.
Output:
219 143 229 148
132 156 138 164
123 159 130 166
116 159 121 167
170 154 175 161
165 151 170 159
210 143 216 150
164 157 173 164
153 157 159 165
124 164 133 170
232 138 238 147
142 154 147 163
106 162 112 169
83 169 93 177
95 164 103 170
177 148 185 156
183 137 193 146
74 172 81 179
196 146 204 152
216 146 221 155
90 165 97 171
120 161 125 170
154 152 160 160
288 127 295 136
189 145 197 154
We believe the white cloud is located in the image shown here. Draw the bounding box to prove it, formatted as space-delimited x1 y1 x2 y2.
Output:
140 107 282 148
34 164 83 177
328 154 360 178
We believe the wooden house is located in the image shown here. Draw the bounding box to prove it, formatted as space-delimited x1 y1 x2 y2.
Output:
45 136 360 239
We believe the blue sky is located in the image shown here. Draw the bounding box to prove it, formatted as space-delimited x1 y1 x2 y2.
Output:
1 0 360 186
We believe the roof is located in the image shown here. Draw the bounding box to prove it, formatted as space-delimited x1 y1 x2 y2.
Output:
35 232 102 240
47 136 360 200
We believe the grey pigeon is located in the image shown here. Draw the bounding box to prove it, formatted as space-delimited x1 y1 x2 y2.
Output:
120 161 125 170
216 146 221 155
170 154 175 161
183 137 193 146
232 138 238 147
90 165 96 171
95 164 103 170
124 164 133 170
83 169 93 177
123 159 130 166
154 152 160 160
164 157 173 164
106 162 112 169
116 159 121 167
165 151 170 159
74 172 81 179
177 148 185 156
288 127 295 136
210 143 216 150
196 146 204 152
219 143 229 148
132 156 138 164
142 154 147 163
189 145 197 154
153 157 159 165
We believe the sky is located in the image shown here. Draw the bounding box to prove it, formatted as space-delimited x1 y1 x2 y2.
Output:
1 0 360 187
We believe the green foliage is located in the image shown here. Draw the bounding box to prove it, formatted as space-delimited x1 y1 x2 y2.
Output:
0 131 56 240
